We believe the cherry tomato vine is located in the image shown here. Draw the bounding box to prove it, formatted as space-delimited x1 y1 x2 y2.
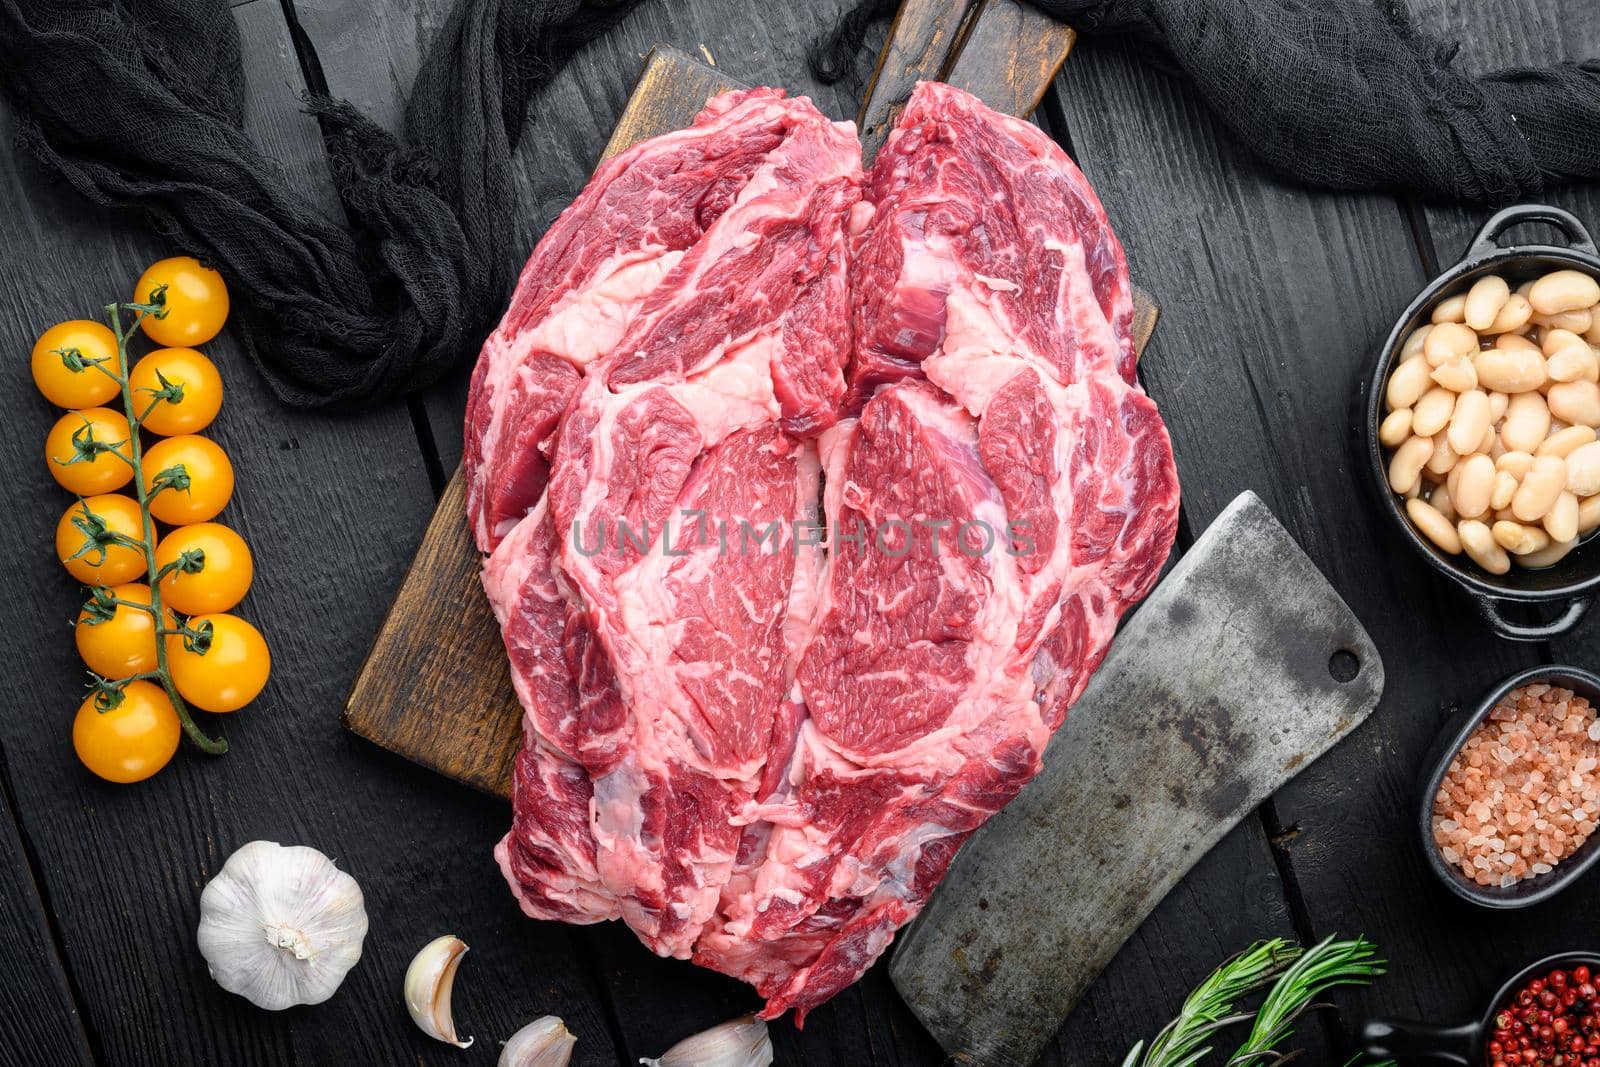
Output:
40 258 270 781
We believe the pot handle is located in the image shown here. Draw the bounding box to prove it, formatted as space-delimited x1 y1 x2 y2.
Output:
1473 593 1592 641
1357 1017 1479 1064
1466 203 1599 261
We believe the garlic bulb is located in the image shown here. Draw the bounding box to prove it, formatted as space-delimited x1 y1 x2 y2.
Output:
196 840 368 1011
405 935 473 1047
499 1015 576 1066
641 1015 773 1067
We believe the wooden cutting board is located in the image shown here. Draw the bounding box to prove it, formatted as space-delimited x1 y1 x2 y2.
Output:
344 12 1159 797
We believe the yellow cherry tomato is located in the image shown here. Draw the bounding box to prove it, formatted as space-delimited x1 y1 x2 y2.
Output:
45 407 133 495
168 613 269 712
141 434 234 525
154 523 253 615
32 320 121 409
135 257 229 347
56 495 147 585
128 348 223 436
74 583 174 680
73 680 180 783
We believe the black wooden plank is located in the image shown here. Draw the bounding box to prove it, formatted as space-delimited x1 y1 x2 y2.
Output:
279 4 956 1065
285 4 1304 1064
1046 24 1549 1052
0 777 94 1066
288 0 885 478
1404 0 1600 665
0 3 618 1065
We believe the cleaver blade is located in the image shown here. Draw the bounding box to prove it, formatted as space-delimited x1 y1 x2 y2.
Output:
889 490 1384 1066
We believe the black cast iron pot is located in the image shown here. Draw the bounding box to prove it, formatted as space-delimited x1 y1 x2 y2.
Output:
1359 950 1600 1064
1363 204 1600 641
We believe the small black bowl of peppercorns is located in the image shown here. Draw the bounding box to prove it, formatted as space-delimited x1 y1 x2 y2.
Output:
1358 951 1600 1065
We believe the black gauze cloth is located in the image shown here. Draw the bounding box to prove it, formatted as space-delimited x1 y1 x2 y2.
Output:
0 0 643 409
814 0 1600 206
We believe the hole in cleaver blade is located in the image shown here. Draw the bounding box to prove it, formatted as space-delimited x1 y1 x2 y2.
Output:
888 490 1385 1067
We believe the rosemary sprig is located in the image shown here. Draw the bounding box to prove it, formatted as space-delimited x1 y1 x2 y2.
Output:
1121 937 1394 1067
1121 939 1299 1067
1230 936 1386 1065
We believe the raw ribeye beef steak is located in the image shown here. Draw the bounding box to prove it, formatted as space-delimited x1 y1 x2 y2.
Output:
466 80 1180 1021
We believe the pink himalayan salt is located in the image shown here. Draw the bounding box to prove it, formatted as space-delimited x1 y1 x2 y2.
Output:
1432 685 1600 887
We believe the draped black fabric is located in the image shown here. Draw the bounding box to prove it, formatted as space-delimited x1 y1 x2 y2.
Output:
813 0 1600 207
0 0 643 409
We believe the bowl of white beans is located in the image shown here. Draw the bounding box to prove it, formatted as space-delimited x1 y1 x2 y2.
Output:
1366 204 1600 641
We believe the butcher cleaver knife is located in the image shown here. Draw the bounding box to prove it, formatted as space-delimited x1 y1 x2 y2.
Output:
890 490 1384 1066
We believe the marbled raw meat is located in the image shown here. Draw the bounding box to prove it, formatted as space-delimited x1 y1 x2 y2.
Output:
466 81 1179 1022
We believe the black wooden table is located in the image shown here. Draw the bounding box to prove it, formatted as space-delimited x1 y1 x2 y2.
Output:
2 0 1596 1063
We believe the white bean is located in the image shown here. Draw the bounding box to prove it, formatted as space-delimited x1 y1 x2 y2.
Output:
1426 434 1458 476
1519 537 1578 570
1430 356 1478 392
1475 347 1547 393
1487 293 1534 335
1497 451 1536 478
1538 426 1597 459
1425 322 1479 367
1534 308 1594 334
1501 392 1552 453
1465 275 1511 331
1491 470 1520 510
1400 323 1432 361
1542 328 1588 357
1496 333 1542 356
1447 389 1491 456
1546 491 1581 543
1512 455 1569 522
1413 386 1458 437
1459 520 1512 575
1431 292 1469 324
1529 270 1600 315
1453 453 1496 519
1488 391 1510 423
1546 344 1600 384
1387 356 1432 410
1388 435 1434 495
1493 520 1551 556
1548 380 1600 427
1408 498 1463 554
1431 483 1458 522
1566 440 1600 497
1587 316 1600 345
1378 408 1413 448
1581 494 1600 536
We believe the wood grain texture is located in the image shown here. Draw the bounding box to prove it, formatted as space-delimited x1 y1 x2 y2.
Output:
0 5 617 1065
292 5 957 1063
343 47 728 801
856 0 979 158
943 0 1075 122
1404 0 1600 665
1044 24 1561 1055
0 796 92 1066
348 17 1156 805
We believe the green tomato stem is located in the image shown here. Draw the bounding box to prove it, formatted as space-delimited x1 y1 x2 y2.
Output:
103 303 226 757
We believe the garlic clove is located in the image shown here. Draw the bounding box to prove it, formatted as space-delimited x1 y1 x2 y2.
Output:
405 934 473 1048
499 1015 577 1067
640 1014 774 1067
197 841 368 1011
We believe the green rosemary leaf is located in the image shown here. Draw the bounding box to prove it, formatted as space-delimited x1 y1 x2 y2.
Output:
1229 936 1387 1065
1124 939 1301 1067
